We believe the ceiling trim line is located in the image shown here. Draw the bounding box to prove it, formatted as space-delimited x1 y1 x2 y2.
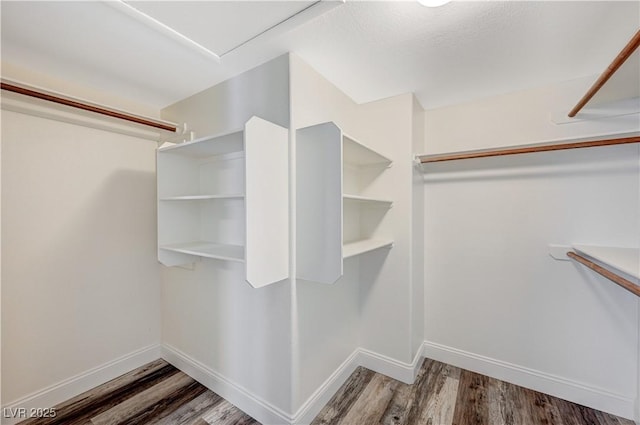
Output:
104 0 221 62
220 0 345 58
220 1 321 57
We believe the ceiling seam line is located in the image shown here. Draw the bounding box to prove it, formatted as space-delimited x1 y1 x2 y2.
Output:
219 1 323 58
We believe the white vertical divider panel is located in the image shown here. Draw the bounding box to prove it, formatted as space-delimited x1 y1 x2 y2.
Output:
296 122 343 284
157 152 200 267
244 116 290 288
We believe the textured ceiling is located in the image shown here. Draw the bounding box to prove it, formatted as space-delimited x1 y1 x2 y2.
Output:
282 1 640 108
1 1 638 111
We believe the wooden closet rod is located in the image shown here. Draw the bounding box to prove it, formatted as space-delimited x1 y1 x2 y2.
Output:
1 80 177 132
567 251 640 297
568 29 640 118
418 136 640 164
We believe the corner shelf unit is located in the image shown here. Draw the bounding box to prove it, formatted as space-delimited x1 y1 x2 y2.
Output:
157 116 289 288
296 122 393 284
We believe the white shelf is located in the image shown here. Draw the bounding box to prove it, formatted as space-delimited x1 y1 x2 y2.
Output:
343 239 394 259
159 194 244 201
343 134 392 166
160 242 245 263
573 245 639 279
158 128 244 157
157 116 289 288
343 194 392 206
296 121 393 284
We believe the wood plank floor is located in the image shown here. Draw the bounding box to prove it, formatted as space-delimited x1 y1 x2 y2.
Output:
312 358 634 425
17 358 633 425
16 359 258 425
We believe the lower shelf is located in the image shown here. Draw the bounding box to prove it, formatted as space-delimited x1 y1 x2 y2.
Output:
343 194 393 207
160 242 245 263
343 238 393 259
159 194 244 201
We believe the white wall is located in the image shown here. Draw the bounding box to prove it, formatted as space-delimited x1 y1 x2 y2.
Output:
159 53 420 422
160 54 293 417
353 95 415 364
424 74 639 154
4 44 634 425
290 55 361 414
1 110 161 408
290 55 420 418
411 96 425 360
422 80 640 419
1 62 160 118
0 92 3 412
162 55 290 139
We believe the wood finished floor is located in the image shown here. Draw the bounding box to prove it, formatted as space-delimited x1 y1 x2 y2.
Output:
17 359 258 425
17 358 633 425
312 359 634 425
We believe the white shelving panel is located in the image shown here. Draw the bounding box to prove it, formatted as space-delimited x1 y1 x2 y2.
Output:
343 239 394 259
573 244 640 280
244 116 290 287
343 134 392 166
157 116 289 288
160 194 244 201
296 122 343 284
158 128 244 157
296 122 393 284
160 242 245 263
343 194 393 206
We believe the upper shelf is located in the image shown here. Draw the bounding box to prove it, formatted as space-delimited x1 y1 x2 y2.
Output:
343 238 393 259
572 245 639 280
343 134 392 166
550 243 640 296
568 29 640 118
586 49 639 107
158 128 244 157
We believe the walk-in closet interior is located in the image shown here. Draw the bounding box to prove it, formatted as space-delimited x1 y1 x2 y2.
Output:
1 1 639 424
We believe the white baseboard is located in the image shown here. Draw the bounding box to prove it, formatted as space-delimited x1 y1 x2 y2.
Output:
292 350 360 425
356 343 424 385
160 343 291 425
1 344 161 425
4 341 630 425
0 341 419 425
291 344 425 425
160 343 425 425
422 340 635 421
